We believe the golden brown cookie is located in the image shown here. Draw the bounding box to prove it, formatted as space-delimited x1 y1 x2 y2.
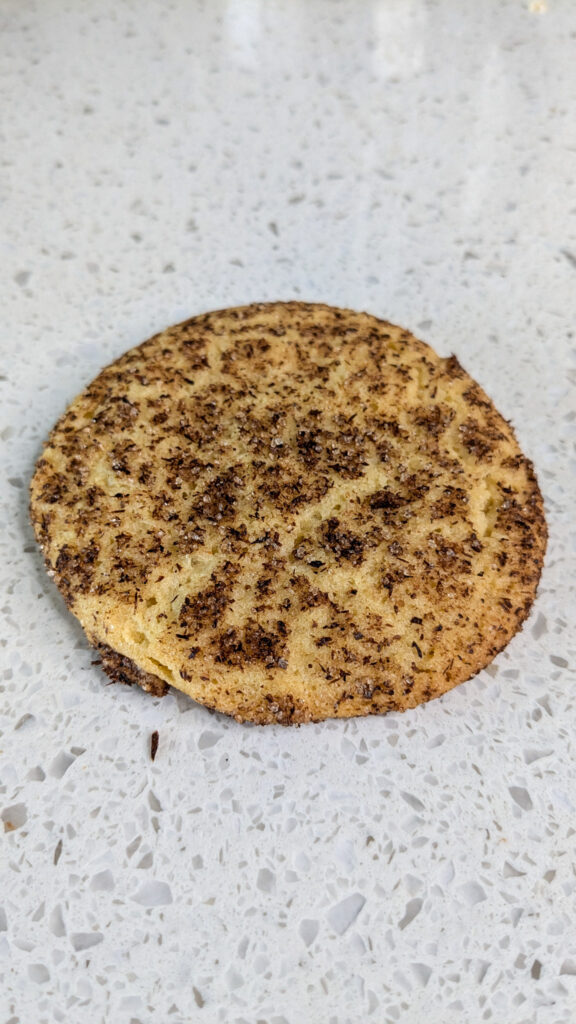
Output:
30 302 547 724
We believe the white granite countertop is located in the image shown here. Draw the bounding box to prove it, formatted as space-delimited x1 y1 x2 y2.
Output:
1 2 576 1022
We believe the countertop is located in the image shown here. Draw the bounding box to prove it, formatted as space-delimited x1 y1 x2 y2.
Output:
1 2 576 1022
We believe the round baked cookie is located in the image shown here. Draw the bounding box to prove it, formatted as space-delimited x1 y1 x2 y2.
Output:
30 302 547 724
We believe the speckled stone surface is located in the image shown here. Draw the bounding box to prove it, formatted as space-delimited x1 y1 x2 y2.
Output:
1 2 575 1022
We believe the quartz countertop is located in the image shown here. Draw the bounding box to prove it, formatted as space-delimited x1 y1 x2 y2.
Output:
1 2 576 1022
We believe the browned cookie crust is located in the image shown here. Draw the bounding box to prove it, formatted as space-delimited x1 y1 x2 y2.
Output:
93 641 168 698
30 302 547 724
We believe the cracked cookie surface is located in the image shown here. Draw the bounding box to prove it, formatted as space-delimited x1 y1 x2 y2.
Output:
30 302 547 723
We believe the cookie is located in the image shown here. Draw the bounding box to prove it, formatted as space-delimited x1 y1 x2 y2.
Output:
30 302 547 723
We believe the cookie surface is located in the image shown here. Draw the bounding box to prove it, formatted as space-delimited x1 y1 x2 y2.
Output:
30 302 547 724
